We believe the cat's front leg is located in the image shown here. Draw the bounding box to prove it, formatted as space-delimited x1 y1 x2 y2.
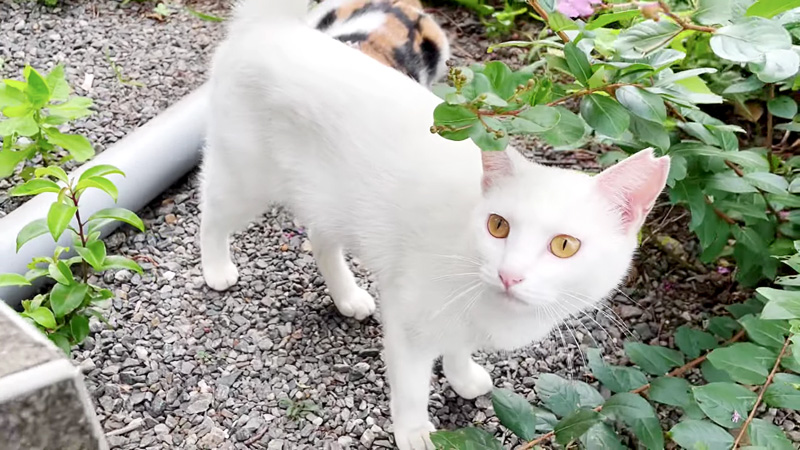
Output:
384 322 437 450
442 351 493 399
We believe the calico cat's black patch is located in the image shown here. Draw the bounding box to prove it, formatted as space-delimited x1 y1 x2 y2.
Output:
316 9 337 31
335 32 370 43
420 38 440 80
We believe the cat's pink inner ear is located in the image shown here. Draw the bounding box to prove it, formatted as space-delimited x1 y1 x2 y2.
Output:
482 150 513 192
596 149 671 234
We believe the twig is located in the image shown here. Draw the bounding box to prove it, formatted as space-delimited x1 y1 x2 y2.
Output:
106 418 144 436
546 83 639 107
767 85 775 170
244 424 270 445
656 0 716 33
732 335 793 449
528 0 571 43
723 160 783 223
518 329 746 449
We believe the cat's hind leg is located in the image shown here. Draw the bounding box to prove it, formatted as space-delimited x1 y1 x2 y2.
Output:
308 230 376 320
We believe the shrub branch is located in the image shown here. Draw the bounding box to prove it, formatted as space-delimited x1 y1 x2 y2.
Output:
528 0 571 43
518 329 746 449
732 334 793 449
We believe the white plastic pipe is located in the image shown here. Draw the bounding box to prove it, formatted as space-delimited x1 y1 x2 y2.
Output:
0 84 209 305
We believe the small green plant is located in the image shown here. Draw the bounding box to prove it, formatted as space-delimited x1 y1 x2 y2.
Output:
0 165 145 355
0 65 94 179
279 398 320 420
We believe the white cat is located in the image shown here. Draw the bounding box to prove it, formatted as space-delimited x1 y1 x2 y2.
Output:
199 1 670 448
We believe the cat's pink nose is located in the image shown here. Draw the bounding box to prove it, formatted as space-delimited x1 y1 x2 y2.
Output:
498 271 524 290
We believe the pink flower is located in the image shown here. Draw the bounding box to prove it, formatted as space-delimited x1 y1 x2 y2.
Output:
717 266 731 275
556 0 602 18
732 410 742 423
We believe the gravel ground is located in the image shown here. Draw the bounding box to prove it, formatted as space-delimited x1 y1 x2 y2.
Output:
3 1 799 449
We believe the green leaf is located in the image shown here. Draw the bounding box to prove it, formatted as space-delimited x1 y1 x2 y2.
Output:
432 103 477 141
580 423 625 450
624 342 685 375
101 255 143 274
738 314 788 349
491 388 537 440
69 314 90 344
674 326 719 359
707 172 758 193
34 166 68 183
767 96 798 119
45 65 70 101
46 202 77 241
615 86 666 124
694 0 753 25
564 42 592 85
0 273 32 287
708 316 742 339
78 165 121 183
469 118 508 152
540 107 587 147
615 20 683 58
48 332 72 355
587 348 648 393
587 9 641 29
630 116 671 151
752 48 800 83
668 420 735 450
763 373 800 409
430 428 502 450
88 207 145 232
601 391 656 421
26 307 57 329
710 17 792 63
580 94 630 138
42 127 94 162
47 97 93 120
48 260 74 285
75 240 106 271
746 0 800 18
744 172 789 194
702 359 734 383
481 61 515 99
649 376 694 409
24 66 50 108
75 176 118 202
747 418 795 450
508 106 560 133
554 409 602 446
706 343 777 384
692 382 757 428
0 112 39 137
758 287 800 319
634 417 665 450
15 219 49 252
10 178 61 196
186 7 226 22
723 76 765 94
49 282 89 318
535 373 604 417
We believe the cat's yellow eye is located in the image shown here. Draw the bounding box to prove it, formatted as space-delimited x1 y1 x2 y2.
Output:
550 234 581 258
487 214 510 239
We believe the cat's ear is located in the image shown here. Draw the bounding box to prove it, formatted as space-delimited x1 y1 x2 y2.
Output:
595 148 670 234
482 150 513 192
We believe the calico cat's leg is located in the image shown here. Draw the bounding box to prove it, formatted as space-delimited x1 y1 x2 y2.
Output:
307 230 376 320
383 315 437 450
442 351 493 399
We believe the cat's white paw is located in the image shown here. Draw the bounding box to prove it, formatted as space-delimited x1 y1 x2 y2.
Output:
333 287 376 320
446 360 493 399
203 260 239 291
394 422 435 450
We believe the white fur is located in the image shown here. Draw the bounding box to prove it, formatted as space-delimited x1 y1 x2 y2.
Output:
201 1 668 448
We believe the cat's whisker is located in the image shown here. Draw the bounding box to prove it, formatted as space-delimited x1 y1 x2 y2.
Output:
560 293 629 345
561 291 635 339
612 287 648 311
544 304 573 374
429 281 483 322
428 253 482 266
551 302 588 372
430 272 481 282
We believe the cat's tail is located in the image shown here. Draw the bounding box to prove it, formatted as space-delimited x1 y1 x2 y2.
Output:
231 0 307 26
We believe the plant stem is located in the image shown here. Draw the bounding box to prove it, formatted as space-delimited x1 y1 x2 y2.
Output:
656 0 716 33
547 83 639 107
69 190 89 283
528 0 571 43
518 329 746 450
723 160 784 224
766 85 775 171
732 334 793 449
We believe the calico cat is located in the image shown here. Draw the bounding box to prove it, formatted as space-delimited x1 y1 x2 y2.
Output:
201 1 670 448
308 0 450 87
